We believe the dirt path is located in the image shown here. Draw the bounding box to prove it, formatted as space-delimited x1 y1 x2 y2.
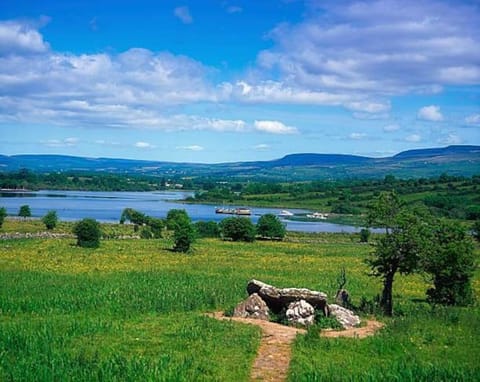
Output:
209 312 384 382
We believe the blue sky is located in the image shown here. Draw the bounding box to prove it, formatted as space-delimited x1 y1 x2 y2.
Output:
0 0 479 163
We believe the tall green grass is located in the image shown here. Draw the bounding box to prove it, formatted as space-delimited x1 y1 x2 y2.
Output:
0 232 478 380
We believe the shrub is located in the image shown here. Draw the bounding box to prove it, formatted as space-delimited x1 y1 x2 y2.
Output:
423 220 476 306
170 211 195 252
146 217 164 238
194 221 220 238
359 228 370 243
256 214 286 240
220 217 256 242
0 207 6 228
42 210 58 230
140 226 154 239
73 218 101 248
166 209 190 230
18 204 31 219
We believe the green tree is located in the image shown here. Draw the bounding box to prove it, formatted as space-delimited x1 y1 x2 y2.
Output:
18 205 31 219
422 220 476 306
359 228 370 243
0 207 6 229
220 217 256 242
166 209 190 230
256 214 286 240
167 210 195 252
42 210 58 230
194 221 220 238
367 192 432 316
73 218 101 248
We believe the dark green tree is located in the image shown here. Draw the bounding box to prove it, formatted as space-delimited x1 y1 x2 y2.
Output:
168 210 195 252
367 192 432 316
194 221 220 238
256 214 286 240
422 220 476 306
220 217 256 242
472 220 480 242
42 210 58 230
166 209 190 230
73 218 101 248
18 205 31 219
359 228 370 243
0 207 7 229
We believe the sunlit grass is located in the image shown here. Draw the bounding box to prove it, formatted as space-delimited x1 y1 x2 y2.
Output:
0 225 479 380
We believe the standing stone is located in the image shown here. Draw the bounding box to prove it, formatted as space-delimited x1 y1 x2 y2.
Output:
233 293 270 320
328 304 361 328
286 300 315 327
335 289 351 307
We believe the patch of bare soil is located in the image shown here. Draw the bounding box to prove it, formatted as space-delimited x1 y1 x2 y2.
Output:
208 312 384 382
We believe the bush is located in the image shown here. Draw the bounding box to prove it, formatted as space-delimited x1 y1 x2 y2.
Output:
359 228 370 243
146 217 164 238
220 217 256 242
42 210 58 230
170 211 195 252
194 221 220 238
0 207 6 228
256 214 286 240
18 204 31 219
423 220 476 306
140 226 154 239
166 209 190 230
73 218 101 248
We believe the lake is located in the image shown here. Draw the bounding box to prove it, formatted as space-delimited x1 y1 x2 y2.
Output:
0 190 368 233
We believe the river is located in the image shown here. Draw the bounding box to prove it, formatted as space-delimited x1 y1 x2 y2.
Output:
0 190 368 233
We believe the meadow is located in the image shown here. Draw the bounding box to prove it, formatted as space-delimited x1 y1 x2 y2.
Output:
0 219 479 381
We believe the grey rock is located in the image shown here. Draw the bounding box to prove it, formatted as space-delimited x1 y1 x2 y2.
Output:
233 293 270 320
246 279 328 313
286 300 315 327
328 304 361 328
335 289 351 307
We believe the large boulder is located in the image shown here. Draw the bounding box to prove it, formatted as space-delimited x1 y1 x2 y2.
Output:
233 293 270 320
286 300 315 327
328 304 361 329
247 279 328 314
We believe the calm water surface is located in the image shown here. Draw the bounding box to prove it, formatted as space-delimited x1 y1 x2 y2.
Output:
0 190 367 233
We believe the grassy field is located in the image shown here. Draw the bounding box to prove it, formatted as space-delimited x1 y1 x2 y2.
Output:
0 219 479 380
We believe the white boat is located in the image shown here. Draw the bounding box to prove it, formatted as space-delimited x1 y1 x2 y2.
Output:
235 207 252 216
306 212 328 220
279 210 294 217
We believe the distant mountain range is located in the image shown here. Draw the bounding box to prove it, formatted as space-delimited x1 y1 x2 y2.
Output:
1 145 479 181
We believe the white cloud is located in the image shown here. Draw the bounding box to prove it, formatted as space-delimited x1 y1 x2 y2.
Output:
405 134 421 142
383 124 400 132
176 145 204 151
465 114 480 125
254 144 270 150
417 105 444 121
174 6 193 24
0 20 49 55
254 120 298 134
257 0 480 95
41 137 79 147
134 141 155 149
438 133 462 145
348 132 366 140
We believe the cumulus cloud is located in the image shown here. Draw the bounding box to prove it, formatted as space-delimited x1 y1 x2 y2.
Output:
174 6 193 24
0 19 49 55
134 141 155 149
465 114 480 125
257 0 480 95
417 105 444 121
405 134 421 142
176 145 204 151
254 120 298 134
